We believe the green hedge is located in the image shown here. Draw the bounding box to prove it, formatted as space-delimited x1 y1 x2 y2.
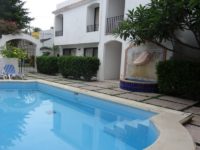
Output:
36 56 59 75
58 56 100 81
157 60 200 100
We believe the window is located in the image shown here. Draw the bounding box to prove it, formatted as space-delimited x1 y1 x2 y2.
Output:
87 4 100 32
55 14 63 36
94 7 99 31
63 48 76 56
84 47 98 57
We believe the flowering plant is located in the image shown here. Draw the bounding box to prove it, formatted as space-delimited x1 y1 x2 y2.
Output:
0 45 27 59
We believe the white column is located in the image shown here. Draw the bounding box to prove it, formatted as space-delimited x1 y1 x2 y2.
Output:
97 43 105 81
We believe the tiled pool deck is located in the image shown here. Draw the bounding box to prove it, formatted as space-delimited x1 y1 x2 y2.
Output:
24 73 200 149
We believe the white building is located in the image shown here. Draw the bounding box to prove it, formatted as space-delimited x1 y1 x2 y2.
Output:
39 29 56 55
40 29 54 48
53 0 172 81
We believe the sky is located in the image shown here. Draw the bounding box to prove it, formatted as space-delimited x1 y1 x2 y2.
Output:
24 0 65 30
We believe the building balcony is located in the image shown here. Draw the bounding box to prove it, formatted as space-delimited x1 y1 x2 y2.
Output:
106 15 124 34
87 24 99 32
55 30 63 37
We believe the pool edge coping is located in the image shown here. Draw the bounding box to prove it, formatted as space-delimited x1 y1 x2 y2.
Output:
0 80 196 150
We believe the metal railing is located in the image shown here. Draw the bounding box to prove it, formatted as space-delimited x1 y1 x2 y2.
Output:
106 15 124 34
55 30 63 36
87 24 99 32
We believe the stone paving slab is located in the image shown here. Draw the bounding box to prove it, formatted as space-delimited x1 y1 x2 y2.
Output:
84 81 104 85
105 80 120 84
29 74 54 79
29 76 46 79
185 124 200 144
39 75 58 78
144 99 188 110
112 88 161 98
54 80 73 84
44 78 60 82
67 83 87 88
184 107 200 115
44 76 57 79
191 115 200 127
81 86 103 91
117 93 148 102
134 92 161 98
55 78 83 83
66 79 86 83
85 82 119 88
95 89 127 96
25 77 36 80
159 96 198 105
49 77 63 80
112 88 130 92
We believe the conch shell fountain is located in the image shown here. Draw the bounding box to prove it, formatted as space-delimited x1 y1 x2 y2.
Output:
120 43 169 92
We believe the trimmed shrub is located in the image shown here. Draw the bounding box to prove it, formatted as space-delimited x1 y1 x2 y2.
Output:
81 57 100 81
36 56 59 75
58 56 100 81
157 60 200 100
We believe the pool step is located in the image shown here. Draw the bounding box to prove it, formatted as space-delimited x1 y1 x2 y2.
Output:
104 120 150 139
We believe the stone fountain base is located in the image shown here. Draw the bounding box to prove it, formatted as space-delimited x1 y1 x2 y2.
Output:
120 78 158 93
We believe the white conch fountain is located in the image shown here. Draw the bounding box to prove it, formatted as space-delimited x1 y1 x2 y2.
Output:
120 43 169 93
133 51 153 66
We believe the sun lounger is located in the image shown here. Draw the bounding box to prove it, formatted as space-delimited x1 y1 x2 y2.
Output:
3 64 24 79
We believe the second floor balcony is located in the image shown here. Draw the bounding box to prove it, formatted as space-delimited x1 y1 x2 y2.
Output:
106 15 124 34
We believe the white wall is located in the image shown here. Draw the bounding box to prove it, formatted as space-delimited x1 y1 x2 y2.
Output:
104 41 122 80
0 58 18 73
54 0 100 46
106 0 125 18
0 33 42 56
56 0 84 9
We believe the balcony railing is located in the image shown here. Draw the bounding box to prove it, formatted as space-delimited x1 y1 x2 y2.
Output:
106 15 124 34
55 30 63 37
87 24 99 32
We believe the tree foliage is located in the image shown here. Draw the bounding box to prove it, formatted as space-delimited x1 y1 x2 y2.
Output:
0 20 18 35
0 0 33 34
114 0 200 52
32 27 42 32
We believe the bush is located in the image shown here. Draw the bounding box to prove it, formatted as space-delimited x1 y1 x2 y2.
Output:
81 57 100 81
0 45 27 59
36 56 58 75
157 60 200 100
58 56 100 81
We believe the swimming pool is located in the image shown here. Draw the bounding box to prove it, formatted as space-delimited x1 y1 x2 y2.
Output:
0 82 159 150
0 81 195 150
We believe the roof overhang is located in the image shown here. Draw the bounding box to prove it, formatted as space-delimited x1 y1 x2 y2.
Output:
53 0 93 15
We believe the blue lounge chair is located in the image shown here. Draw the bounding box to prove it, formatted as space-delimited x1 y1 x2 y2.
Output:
3 64 24 79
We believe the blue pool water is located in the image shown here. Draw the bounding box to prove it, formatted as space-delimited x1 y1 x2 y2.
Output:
0 82 158 150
